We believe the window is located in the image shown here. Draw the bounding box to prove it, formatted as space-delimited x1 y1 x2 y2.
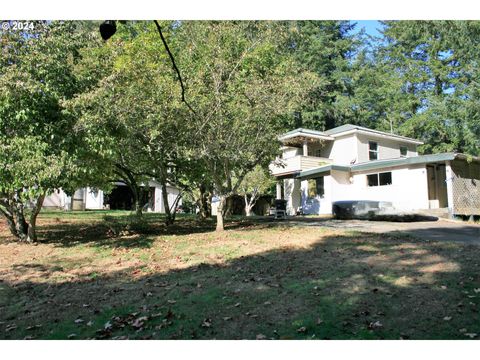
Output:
400 146 408 157
307 147 323 158
379 172 392 185
367 172 392 187
367 174 379 187
369 141 378 160
307 176 325 198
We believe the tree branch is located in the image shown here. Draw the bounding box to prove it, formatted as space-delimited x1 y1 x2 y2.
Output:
153 20 197 117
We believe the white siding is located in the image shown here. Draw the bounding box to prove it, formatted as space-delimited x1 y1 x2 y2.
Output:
43 189 65 208
282 146 302 159
300 176 332 215
357 133 418 163
328 134 358 165
153 185 182 213
85 187 104 210
332 165 429 211
284 178 301 215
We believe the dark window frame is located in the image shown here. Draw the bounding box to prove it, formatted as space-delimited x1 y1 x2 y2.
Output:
307 176 325 198
368 141 378 160
367 172 392 187
400 146 408 157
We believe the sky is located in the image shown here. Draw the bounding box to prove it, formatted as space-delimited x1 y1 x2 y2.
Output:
352 20 384 37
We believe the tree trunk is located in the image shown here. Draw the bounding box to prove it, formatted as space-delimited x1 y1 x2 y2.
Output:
130 184 143 216
244 194 253 217
198 184 213 220
198 184 209 219
13 201 29 241
0 204 19 239
26 194 45 243
133 186 144 216
224 196 233 218
216 195 226 232
161 181 173 226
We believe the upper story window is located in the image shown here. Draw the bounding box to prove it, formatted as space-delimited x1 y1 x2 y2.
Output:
368 141 378 160
367 172 392 187
307 147 323 158
400 146 408 157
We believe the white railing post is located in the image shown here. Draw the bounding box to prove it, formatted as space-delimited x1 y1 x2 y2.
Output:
276 181 282 200
445 161 454 219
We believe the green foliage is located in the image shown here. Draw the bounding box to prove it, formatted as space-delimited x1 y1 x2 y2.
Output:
371 21 480 155
174 21 317 228
0 21 103 241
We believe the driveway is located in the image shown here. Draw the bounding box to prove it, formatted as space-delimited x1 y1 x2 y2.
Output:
287 218 480 245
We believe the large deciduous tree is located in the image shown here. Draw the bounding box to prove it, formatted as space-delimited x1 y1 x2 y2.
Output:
0 22 99 242
68 22 189 223
176 21 317 231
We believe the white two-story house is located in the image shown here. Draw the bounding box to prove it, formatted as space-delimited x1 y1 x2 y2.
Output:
270 124 480 217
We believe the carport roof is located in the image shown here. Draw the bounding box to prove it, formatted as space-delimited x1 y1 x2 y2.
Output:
296 153 479 179
297 164 350 179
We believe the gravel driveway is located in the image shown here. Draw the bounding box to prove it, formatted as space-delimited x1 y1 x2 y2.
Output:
287 218 480 245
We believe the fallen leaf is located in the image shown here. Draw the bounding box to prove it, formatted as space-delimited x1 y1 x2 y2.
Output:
104 321 112 330
316 318 324 325
234 302 241 307
67 333 77 339
132 316 148 329
459 328 467 333
474 288 480 293
223 317 232 321
263 301 271 305
87 321 94 327
201 318 212 328
465 333 477 339
368 321 383 329
443 316 452 321
5 324 17 332
297 326 307 333
256 334 267 340
25 324 42 330
167 300 176 304
74 318 84 324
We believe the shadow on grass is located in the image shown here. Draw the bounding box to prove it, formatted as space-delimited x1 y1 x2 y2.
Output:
33 214 277 249
1 229 479 340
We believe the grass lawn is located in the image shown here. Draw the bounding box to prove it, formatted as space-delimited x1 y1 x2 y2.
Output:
0 210 479 340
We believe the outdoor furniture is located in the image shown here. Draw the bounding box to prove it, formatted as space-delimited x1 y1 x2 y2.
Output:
274 199 287 219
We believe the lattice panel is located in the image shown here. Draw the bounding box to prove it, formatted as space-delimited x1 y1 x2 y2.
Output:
452 177 480 215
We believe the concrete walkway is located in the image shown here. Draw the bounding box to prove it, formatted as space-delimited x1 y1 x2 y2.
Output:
287 218 480 245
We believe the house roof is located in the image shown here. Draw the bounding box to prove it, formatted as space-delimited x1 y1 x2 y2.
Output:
279 128 334 142
296 153 479 179
279 124 423 145
350 153 457 172
324 124 423 145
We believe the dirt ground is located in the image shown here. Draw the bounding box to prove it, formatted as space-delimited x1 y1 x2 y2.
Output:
1 212 479 340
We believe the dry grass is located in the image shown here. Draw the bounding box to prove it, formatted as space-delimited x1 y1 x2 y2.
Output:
1 211 479 340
